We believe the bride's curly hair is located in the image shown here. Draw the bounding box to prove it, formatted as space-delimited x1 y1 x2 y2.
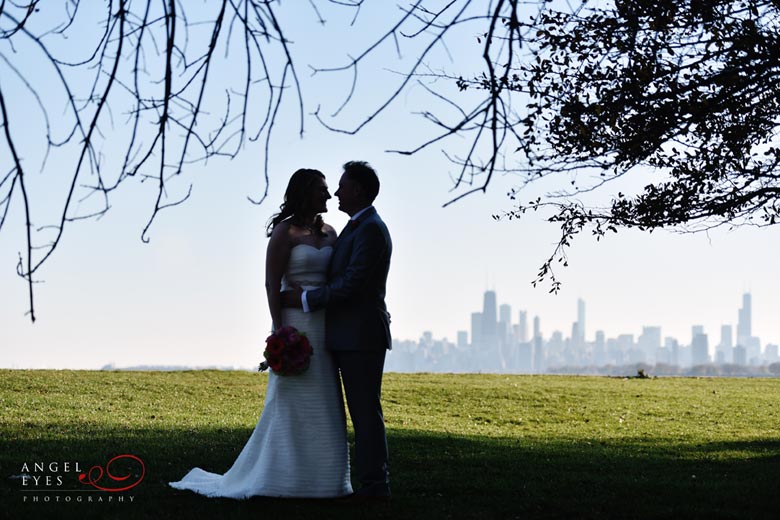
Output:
266 168 327 237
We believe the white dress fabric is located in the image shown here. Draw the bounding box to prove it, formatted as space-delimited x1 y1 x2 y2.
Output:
170 245 352 498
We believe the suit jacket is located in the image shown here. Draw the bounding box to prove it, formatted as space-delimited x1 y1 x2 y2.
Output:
307 207 392 351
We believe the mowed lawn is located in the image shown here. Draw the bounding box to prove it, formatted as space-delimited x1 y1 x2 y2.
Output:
1 370 779 519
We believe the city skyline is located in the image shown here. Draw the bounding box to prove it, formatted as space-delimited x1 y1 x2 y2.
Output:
386 289 779 375
399 289 777 354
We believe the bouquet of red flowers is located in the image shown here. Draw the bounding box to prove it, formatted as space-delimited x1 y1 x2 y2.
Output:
258 326 313 376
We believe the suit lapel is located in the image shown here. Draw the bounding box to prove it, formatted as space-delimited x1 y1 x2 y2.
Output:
335 207 375 244
332 207 377 273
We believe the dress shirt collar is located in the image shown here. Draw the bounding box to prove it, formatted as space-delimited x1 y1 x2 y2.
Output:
350 205 374 221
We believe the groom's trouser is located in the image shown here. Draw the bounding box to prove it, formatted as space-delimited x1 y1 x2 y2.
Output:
332 349 390 492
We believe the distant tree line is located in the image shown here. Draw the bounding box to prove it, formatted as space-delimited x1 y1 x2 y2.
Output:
549 362 780 377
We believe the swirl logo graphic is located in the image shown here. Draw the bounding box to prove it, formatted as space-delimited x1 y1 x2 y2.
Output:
78 454 145 492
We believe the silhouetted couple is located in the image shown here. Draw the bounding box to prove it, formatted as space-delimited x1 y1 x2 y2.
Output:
171 161 392 500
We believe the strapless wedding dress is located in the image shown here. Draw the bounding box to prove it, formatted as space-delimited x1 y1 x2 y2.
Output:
170 245 352 498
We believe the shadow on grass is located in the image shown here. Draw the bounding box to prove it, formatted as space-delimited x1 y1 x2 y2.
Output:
2 425 779 519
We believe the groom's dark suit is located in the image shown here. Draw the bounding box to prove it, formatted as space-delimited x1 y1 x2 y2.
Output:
306 206 392 494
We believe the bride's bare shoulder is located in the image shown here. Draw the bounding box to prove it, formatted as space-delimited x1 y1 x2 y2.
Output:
268 220 294 245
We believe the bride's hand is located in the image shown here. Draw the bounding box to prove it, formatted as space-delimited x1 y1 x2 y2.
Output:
279 287 303 309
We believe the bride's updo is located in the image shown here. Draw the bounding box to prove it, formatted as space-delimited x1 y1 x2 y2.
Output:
266 168 327 237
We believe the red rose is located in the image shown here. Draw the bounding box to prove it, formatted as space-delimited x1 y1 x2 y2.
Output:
265 334 284 355
267 354 282 371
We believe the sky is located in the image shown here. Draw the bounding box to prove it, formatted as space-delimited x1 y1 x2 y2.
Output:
2 2 779 369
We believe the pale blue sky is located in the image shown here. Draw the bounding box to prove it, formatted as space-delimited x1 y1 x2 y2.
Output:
2 2 778 369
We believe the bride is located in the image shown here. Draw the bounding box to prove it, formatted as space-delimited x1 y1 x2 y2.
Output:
170 168 353 498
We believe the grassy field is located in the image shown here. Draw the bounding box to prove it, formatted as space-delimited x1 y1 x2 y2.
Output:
1 370 779 519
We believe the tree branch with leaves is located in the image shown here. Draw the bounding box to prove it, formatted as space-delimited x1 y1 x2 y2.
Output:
495 0 780 290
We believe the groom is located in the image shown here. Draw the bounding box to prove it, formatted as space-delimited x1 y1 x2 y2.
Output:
282 160 392 499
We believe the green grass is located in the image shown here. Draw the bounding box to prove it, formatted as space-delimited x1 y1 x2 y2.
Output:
2 370 779 519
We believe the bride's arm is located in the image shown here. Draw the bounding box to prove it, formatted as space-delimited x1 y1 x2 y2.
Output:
265 223 291 332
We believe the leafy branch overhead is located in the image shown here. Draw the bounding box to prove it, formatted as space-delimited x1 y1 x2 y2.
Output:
314 0 780 292
506 0 780 288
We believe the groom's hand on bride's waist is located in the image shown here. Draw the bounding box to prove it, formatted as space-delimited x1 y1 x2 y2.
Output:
280 287 303 308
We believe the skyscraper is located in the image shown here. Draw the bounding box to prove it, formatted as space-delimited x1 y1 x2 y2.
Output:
737 293 752 345
691 333 709 365
666 337 680 366
691 325 704 341
499 303 511 325
499 303 512 343
734 344 747 365
594 330 606 365
457 331 468 349
690 326 707 366
482 290 497 339
736 292 761 363
576 298 586 344
638 326 662 362
478 291 500 370
470 312 483 348
533 315 541 340
533 315 544 373
716 325 733 364
518 311 528 343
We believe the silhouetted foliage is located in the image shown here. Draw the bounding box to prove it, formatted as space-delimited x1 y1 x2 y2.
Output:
497 0 780 289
